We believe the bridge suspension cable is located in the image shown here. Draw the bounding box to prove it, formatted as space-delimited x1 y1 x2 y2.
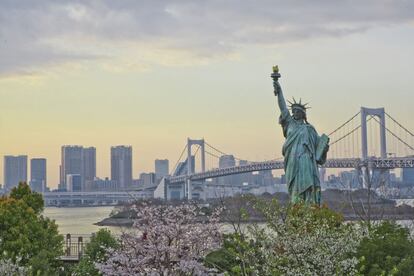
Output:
371 116 414 152
171 143 188 174
204 141 251 162
205 150 222 160
385 113 414 137
329 116 373 147
328 111 360 136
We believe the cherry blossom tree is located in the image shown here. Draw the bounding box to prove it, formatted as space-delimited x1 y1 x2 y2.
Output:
0 257 28 276
96 204 222 275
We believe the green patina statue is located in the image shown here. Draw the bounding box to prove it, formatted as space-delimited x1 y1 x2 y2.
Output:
271 66 329 205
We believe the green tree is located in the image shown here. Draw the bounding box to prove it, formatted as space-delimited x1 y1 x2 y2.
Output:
0 182 64 275
72 228 118 276
356 221 414 276
9 181 44 214
207 200 361 275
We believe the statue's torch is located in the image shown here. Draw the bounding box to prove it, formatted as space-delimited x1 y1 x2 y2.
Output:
271 65 281 80
271 65 281 96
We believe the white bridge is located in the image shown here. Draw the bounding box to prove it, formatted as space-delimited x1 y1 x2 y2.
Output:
155 107 414 200
166 157 414 184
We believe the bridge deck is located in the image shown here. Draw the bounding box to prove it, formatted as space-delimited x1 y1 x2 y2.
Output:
167 157 414 184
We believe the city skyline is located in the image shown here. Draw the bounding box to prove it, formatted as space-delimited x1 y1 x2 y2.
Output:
1 1 414 188
2 145 172 190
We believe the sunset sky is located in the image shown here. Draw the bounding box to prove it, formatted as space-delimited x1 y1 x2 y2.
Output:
1 1 414 188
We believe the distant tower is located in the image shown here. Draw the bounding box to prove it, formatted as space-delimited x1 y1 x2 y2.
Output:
155 159 169 180
186 138 206 200
219 155 236 168
218 155 236 186
111 146 133 190
30 158 47 193
60 146 96 191
4 155 27 191
66 174 82 192
82 147 96 191
360 107 387 159
60 146 82 191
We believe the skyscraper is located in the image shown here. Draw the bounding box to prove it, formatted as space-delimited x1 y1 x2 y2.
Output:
60 145 96 191
219 155 236 185
402 155 414 185
111 146 133 190
30 158 47 193
82 147 96 190
155 159 169 180
66 174 82 192
60 146 82 191
4 155 27 190
219 155 236 168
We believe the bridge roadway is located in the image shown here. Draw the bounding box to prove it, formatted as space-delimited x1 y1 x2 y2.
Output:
167 157 414 184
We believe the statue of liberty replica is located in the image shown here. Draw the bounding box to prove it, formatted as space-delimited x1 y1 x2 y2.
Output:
271 66 330 205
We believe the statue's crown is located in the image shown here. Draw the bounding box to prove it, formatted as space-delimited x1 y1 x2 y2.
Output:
288 98 309 112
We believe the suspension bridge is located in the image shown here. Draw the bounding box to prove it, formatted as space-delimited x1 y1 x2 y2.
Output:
154 107 414 200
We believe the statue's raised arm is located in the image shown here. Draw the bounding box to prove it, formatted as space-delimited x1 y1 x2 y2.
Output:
271 66 290 120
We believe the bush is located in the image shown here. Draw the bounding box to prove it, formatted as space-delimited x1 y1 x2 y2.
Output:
356 221 414 275
207 200 362 275
72 229 119 276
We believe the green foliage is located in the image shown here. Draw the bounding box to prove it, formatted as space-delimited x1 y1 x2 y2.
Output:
72 228 118 276
356 221 414 276
0 182 64 275
206 229 277 276
207 200 360 275
9 182 44 214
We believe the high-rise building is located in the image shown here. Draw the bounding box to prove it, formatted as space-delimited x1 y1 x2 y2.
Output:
30 158 46 193
402 168 414 184
66 174 82 192
219 155 236 185
60 146 96 191
82 147 96 190
402 156 414 184
139 172 157 187
60 146 82 190
4 155 27 191
111 146 133 190
238 160 252 184
219 155 236 168
85 177 118 192
155 159 169 179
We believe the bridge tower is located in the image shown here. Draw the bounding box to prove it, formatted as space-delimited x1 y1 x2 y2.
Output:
361 107 387 160
360 107 387 188
186 138 205 199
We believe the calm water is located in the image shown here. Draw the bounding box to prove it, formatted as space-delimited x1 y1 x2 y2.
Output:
44 199 414 235
43 206 122 235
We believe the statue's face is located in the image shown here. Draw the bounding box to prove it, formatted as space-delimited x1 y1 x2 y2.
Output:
292 109 305 120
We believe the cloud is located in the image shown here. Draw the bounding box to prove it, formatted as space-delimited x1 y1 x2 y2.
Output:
1 0 413 77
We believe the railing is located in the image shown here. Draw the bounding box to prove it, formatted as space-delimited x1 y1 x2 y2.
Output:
61 234 91 261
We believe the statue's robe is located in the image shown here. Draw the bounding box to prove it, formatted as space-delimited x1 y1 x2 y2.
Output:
279 112 327 205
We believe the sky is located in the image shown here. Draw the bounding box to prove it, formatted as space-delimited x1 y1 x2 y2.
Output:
1 0 414 188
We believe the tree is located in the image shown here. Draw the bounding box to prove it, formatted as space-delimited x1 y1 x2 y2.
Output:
72 229 119 276
0 182 63 275
0 257 28 276
96 204 222 275
207 200 363 276
356 221 414 276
